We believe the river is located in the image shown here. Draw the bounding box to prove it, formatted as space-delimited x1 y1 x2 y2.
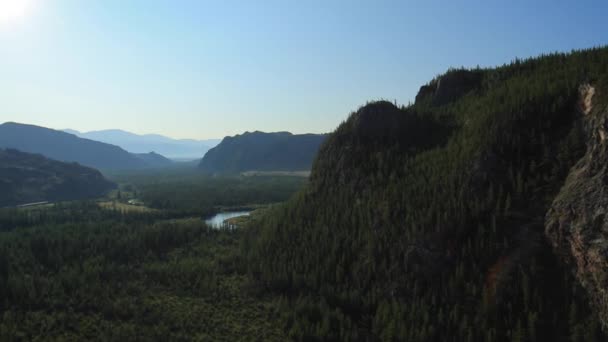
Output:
204 211 251 228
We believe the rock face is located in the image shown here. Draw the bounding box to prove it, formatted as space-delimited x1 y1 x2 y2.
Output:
545 83 608 328
414 69 483 106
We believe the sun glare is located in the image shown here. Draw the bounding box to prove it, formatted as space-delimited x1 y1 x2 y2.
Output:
0 0 31 24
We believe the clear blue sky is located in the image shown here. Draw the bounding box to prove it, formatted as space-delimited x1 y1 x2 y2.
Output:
0 0 606 139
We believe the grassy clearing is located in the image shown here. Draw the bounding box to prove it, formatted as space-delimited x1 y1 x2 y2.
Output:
98 200 157 213
241 170 311 177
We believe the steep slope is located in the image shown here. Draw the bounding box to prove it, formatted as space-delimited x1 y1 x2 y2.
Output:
199 131 327 174
546 81 608 330
0 123 148 170
248 47 608 341
0 149 115 207
65 129 221 160
134 152 174 168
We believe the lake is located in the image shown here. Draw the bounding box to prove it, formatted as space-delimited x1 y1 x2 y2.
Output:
204 211 251 228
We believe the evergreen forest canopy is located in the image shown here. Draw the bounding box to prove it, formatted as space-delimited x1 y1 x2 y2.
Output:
247 46 608 341
0 174 306 340
1 46 608 341
0 149 116 207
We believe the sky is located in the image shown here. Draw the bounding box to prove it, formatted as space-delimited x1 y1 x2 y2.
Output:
0 0 607 139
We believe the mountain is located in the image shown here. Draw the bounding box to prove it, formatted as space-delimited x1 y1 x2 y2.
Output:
62 129 80 135
199 131 327 174
0 122 168 170
64 129 221 160
0 148 115 207
134 152 174 168
247 47 608 340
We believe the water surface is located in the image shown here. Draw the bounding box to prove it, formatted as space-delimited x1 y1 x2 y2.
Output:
205 211 251 228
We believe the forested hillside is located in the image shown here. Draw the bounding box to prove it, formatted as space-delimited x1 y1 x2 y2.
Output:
3 47 608 341
0 203 286 340
199 131 326 174
0 123 157 170
134 152 174 168
247 47 608 341
0 174 308 340
0 149 115 207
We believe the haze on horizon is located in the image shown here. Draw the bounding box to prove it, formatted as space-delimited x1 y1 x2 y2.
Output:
0 0 606 140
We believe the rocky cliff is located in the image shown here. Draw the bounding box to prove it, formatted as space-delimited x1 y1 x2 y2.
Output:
546 82 608 329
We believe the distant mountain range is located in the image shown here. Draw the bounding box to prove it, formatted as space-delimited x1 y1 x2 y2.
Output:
0 123 325 173
63 129 221 160
199 131 327 174
0 122 171 170
0 148 115 207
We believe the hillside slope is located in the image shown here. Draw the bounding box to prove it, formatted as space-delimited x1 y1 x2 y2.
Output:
199 131 326 174
0 149 115 207
248 47 608 341
0 123 152 170
134 152 174 168
546 82 608 330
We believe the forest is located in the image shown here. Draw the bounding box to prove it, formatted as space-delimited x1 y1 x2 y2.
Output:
245 47 608 341
2 47 608 341
0 174 307 340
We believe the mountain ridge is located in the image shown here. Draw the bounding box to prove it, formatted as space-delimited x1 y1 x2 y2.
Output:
0 148 116 207
65 128 221 159
248 46 608 340
199 131 327 174
0 122 165 170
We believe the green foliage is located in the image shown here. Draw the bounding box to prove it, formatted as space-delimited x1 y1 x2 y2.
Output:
248 47 608 340
2 47 608 341
110 169 307 215
0 204 286 341
0 149 115 207
0 172 308 340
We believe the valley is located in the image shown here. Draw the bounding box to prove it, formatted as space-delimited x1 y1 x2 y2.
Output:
0 170 305 340
2 45 608 341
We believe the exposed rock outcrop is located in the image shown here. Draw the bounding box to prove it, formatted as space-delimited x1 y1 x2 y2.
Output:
414 69 483 106
546 83 608 329
579 83 596 115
